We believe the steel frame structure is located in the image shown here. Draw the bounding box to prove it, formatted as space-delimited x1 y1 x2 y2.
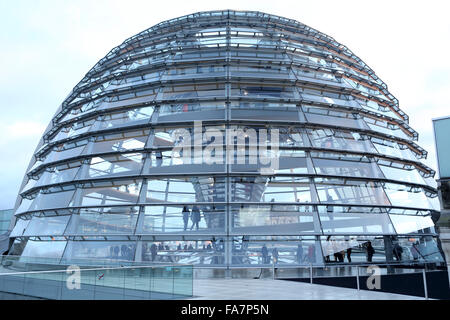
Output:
8 10 445 269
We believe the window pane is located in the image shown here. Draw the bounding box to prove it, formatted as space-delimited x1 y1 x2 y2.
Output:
321 236 386 264
389 214 435 234
145 177 225 203
141 239 224 265
86 153 144 178
393 236 444 263
230 205 317 234
231 236 320 265
231 176 311 203
384 183 431 209
379 165 426 185
36 161 83 186
66 207 139 235
313 158 384 179
21 240 67 259
30 190 76 211
62 241 136 262
315 178 390 205
140 205 226 234
318 206 395 234
24 215 70 236
87 130 149 154
94 106 154 130
10 218 31 237
308 128 375 153
73 180 142 206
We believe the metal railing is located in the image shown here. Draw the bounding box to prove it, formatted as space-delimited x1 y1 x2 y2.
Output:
268 262 447 300
0 260 193 300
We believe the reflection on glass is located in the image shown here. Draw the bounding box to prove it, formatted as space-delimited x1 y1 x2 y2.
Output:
372 138 418 161
94 106 154 130
231 236 319 265
24 215 70 236
384 183 431 209
36 160 83 186
43 141 88 165
231 176 311 203
318 206 395 234
303 105 361 129
140 205 225 233
313 158 383 179
379 165 426 185
88 130 149 154
230 101 297 111
159 102 225 115
50 118 95 143
30 190 76 211
66 207 139 235
21 240 67 259
315 178 390 205
231 84 296 99
141 239 224 265
63 241 136 262
321 236 386 263
392 236 443 263
73 180 142 206
308 128 375 153
145 177 225 203
10 218 31 237
389 214 435 234
86 153 144 178
231 205 316 234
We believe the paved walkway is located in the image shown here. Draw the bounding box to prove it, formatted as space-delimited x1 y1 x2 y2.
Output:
190 279 425 300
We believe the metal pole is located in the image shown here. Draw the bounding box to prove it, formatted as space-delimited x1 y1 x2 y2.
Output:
272 261 275 280
309 264 313 284
356 266 360 291
422 269 428 300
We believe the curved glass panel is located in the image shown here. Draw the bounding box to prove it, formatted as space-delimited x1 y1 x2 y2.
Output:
393 236 444 263
23 215 70 236
66 206 139 235
308 128 376 153
71 180 142 207
230 176 312 203
86 129 149 155
21 240 67 259
389 214 435 234
145 177 225 203
92 106 154 130
384 183 431 209
230 205 317 234
85 153 144 178
10 218 31 237
141 239 225 265
315 178 390 206
139 205 225 234
231 236 320 265
379 164 426 185
63 241 136 262
318 206 395 234
313 158 384 179
321 236 386 264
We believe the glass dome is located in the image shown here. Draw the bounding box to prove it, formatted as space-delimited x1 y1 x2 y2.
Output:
9 10 444 268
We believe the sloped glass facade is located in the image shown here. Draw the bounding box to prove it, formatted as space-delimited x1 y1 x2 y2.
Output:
9 10 444 267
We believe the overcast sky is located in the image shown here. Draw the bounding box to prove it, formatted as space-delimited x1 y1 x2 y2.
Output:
0 0 449 209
